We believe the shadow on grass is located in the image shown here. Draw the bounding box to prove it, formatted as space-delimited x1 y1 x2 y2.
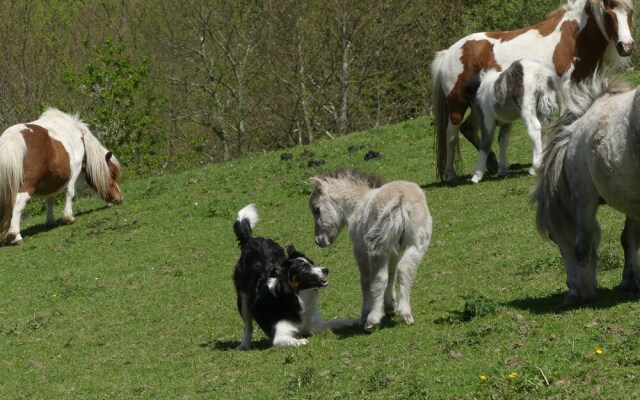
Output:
333 315 398 339
201 338 272 351
420 163 534 189
19 205 115 240
506 287 640 315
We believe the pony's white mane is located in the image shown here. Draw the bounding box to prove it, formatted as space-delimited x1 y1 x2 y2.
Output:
561 71 630 118
40 108 120 200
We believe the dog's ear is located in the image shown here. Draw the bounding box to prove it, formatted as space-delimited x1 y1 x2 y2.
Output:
286 245 297 257
309 177 323 191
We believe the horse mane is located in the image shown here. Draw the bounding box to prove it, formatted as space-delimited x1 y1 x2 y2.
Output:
320 168 385 189
41 108 122 200
561 70 630 119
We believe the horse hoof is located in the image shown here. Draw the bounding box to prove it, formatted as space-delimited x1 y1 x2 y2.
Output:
62 216 75 225
528 167 537 176
364 323 379 333
486 152 499 174
471 174 482 184
562 293 582 308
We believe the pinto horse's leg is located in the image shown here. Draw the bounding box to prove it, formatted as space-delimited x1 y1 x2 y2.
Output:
619 217 640 293
62 178 78 225
45 197 56 228
364 254 389 332
444 120 461 181
6 192 30 245
496 123 513 176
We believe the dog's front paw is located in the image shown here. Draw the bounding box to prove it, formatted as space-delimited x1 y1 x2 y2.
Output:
273 337 308 347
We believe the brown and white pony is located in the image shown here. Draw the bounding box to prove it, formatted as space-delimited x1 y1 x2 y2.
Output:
432 0 634 182
0 108 123 245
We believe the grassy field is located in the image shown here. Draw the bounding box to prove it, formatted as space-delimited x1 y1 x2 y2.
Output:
2 116 640 399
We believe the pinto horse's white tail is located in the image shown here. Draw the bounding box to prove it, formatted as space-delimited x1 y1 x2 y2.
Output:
365 195 408 256
431 50 454 182
0 127 26 240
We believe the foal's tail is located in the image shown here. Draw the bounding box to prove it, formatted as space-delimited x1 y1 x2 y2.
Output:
432 50 453 182
0 127 26 240
535 71 560 122
233 204 259 248
531 122 573 240
365 196 409 256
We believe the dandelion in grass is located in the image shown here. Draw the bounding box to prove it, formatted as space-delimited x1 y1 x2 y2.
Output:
595 346 603 355
508 372 517 380
479 375 487 382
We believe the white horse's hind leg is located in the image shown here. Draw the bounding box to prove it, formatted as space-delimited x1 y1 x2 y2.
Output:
497 123 512 176
569 199 601 305
6 192 30 244
364 254 389 332
619 217 640 293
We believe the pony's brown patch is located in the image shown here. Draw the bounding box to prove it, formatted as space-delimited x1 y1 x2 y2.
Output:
486 9 564 42
21 124 71 196
448 40 501 125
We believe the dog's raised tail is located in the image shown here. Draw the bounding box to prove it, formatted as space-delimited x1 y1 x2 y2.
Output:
233 204 260 247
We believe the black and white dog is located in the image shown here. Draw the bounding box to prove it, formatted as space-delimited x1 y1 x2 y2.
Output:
233 204 357 349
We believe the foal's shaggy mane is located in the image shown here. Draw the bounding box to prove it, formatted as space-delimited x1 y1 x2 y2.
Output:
320 168 385 189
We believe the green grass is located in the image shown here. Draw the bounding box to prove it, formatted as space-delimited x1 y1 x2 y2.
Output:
2 117 640 399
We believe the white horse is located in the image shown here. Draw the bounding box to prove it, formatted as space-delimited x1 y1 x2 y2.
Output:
0 108 123 245
532 71 639 306
309 169 432 332
464 59 560 183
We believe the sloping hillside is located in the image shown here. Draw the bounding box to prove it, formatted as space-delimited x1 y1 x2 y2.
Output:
1 117 636 399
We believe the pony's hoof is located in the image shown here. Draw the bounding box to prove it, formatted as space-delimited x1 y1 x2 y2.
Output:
618 279 640 293
497 167 509 177
486 152 499 174
364 323 379 333
62 216 75 225
562 292 582 308
471 174 482 184
528 167 537 176
400 313 414 325
236 343 250 351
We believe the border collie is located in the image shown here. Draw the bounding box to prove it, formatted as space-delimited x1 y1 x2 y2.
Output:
233 204 357 349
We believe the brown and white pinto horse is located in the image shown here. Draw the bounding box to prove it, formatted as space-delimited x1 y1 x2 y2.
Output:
432 0 634 181
0 108 123 245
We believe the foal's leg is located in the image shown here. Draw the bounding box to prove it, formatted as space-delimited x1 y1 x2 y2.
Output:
384 253 398 316
364 254 389 332
396 245 426 325
522 114 543 175
496 123 512 176
619 217 640 293
354 247 373 326
6 192 31 245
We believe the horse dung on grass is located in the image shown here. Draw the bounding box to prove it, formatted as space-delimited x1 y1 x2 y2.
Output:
0 108 123 245
309 169 432 332
532 71 640 306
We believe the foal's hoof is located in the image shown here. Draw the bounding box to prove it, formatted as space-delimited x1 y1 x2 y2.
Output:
62 216 76 225
364 323 379 333
618 278 640 293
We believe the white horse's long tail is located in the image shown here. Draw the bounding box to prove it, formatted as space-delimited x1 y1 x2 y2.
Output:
535 73 560 121
0 127 26 240
365 195 408 256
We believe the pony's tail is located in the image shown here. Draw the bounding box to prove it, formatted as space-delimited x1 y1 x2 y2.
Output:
233 204 259 248
536 74 560 121
0 128 26 241
432 50 454 182
531 125 573 240
365 195 407 256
